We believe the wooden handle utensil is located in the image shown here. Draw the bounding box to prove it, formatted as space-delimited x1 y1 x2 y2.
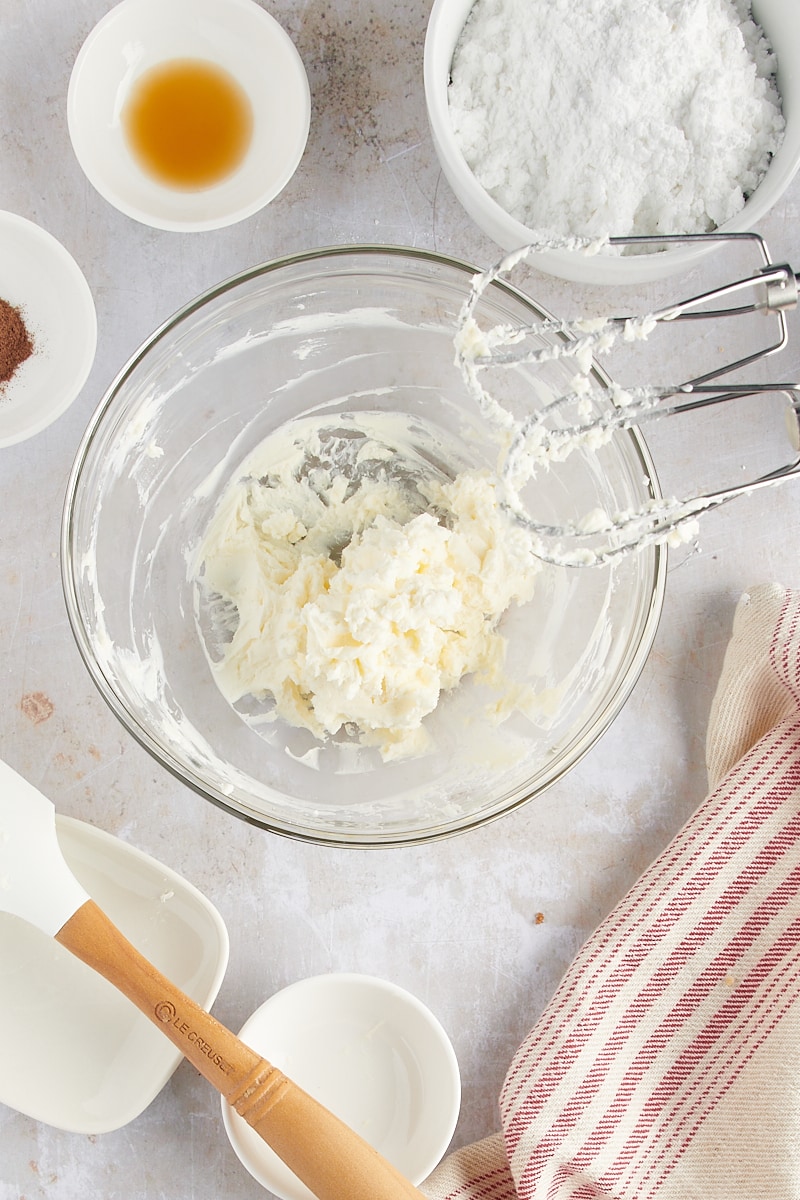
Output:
0 759 424 1200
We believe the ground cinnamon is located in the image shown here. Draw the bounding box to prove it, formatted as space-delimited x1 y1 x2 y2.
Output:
0 297 34 389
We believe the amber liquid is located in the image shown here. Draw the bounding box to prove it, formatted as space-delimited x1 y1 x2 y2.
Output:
123 58 254 190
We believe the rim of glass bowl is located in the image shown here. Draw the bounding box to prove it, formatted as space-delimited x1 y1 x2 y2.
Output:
60 244 667 847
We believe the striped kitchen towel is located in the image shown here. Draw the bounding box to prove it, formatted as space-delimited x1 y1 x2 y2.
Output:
422 582 800 1200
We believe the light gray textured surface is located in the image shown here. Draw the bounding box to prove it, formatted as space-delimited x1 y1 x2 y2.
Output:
1 2 800 1197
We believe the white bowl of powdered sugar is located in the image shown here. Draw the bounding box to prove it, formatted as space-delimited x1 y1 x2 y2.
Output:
424 0 800 283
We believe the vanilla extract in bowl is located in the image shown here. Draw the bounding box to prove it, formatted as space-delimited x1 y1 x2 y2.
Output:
122 58 254 190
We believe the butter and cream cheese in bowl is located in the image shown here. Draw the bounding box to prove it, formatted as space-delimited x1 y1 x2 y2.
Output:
61 246 665 845
194 412 541 764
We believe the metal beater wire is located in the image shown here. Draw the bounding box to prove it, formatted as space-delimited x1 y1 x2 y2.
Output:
458 232 800 565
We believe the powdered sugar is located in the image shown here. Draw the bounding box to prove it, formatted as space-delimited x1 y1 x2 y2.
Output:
448 0 785 240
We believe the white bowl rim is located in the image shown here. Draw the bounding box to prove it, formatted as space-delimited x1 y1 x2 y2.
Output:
423 0 800 283
0 813 229 1133
67 0 311 232
0 210 97 448
220 972 461 1197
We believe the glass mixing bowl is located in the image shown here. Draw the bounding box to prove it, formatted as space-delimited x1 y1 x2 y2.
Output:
61 246 666 846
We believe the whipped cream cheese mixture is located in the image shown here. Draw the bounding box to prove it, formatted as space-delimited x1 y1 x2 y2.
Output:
448 0 784 240
194 414 541 762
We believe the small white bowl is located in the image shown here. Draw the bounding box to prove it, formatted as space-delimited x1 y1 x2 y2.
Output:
0 211 96 448
424 0 800 283
222 974 461 1199
67 0 310 232
0 815 229 1133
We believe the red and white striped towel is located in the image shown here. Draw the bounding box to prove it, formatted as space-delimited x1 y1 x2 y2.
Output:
423 583 800 1200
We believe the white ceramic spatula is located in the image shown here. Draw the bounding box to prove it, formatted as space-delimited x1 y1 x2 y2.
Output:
0 759 423 1200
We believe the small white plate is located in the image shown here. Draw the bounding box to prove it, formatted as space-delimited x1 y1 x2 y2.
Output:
67 0 311 232
0 815 229 1133
0 211 97 449
222 973 461 1199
